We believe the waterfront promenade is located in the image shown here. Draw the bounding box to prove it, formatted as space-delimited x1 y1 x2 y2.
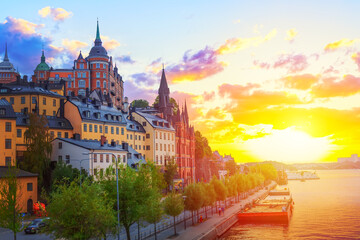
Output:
171 181 276 240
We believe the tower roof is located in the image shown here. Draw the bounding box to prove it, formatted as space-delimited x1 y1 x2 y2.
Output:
158 67 170 95
35 50 50 71
77 51 84 60
3 42 9 62
88 20 108 58
0 43 16 71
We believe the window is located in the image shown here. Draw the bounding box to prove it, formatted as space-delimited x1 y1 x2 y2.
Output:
21 97 25 104
106 154 109 163
103 81 106 88
82 73 86 77
65 132 69 138
116 127 119 135
94 168 97 175
164 133 166 140
160 132 162 139
111 127 114 134
164 144 166 151
50 131 54 138
100 154 103 162
143 136 145 141
135 135 137 140
68 74 72 79
53 111 56 116
103 73 106 78
103 64 106 69
160 144 162 151
5 139 11 149
83 124 87 132
43 110 46 115
78 89 86 96
146 134 150 139
94 154 97 162
94 125 98 133
156 132 158 139
80 63 84 69
96 72 100 78
58 142 62 149
32 97 36 104
121 128 124 135
143 122 147 126
27 183 33 191
5 157 11 166
160 156 163 165
57 132 61 138
168 133 170 140
89 124 93 132
17 129 22 138
58 155 62 161
156 143 158 151
5 122 11 132
55 74 59 79
105 126 108 134
135 145 138 150
146 145 150 150
96 80 100 88
156 155 158 164
43 97 46 105
130 135 132 140
77 72 81 78
67 81 72 88
65 155 70 164
96 63 100 68
10 97 14 104
79 80 86 88
143 145 145 150
100 125 103 133
40 72 44 78
53 99 56 107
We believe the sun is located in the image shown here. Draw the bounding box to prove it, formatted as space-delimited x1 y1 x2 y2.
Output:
244 128 333 163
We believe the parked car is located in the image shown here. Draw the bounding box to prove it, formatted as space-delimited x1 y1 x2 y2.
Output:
24 218 49 234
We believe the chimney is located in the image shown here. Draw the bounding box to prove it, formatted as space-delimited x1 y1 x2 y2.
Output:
111 140 116 147
60 99 65 117
122 142 129 151
73 133 81 140
123 97 129 113
100 135 107 146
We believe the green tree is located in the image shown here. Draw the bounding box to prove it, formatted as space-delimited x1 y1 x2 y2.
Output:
46 180 116 240
143 192 163 240
0 167 23 240
21 113 52 193
183 183 205 225
163 192 184 236
131 99 149 108
153 96 179 114
201 182 216 218
210 176 227 209
225 160 237 176
163 159 178 192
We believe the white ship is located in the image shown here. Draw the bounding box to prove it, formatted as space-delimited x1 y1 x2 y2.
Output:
286 171 319 180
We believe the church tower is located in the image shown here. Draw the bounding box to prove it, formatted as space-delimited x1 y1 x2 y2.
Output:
158 67 173 121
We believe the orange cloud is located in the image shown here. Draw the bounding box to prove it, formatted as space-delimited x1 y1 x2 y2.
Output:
281 74 319 90
216 29 277 55
61 39 88 56
101 35 121 51
285 28 298 42
5 16 44 35
254 53 310 73
38 6 72 21
311 75 360 98
324 39 356 51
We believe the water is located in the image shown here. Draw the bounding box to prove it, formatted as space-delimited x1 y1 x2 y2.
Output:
221 170 360 240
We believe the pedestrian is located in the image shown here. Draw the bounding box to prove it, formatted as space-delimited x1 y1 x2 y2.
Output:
218 207 221 216
199 215 203 223
221 206 225 215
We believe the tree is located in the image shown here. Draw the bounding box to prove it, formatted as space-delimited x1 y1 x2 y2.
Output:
183 183 205 225
210 176 227 209
143 192 163 240
153 96 179 114
225 160 237 176
131 99 149 108
163 192 184 236
163 159 178 192
21 113 52 193
201 183 216 218
0 167 23 240
46 180 116 240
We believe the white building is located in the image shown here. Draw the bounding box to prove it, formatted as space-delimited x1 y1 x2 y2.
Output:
51 136 145 177
338 154 360 163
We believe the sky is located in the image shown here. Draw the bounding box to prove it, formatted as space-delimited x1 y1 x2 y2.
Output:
2 0 360 163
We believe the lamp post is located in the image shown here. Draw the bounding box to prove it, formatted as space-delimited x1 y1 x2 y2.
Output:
182 196 187 230
83 152 121 240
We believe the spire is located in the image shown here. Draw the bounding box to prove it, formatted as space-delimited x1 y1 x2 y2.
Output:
95 19 102 46
4 42 9 62
41 49 46 63
77 51 84 60
158 66 169 95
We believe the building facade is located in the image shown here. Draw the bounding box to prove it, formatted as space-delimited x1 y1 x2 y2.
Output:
0 44 20 84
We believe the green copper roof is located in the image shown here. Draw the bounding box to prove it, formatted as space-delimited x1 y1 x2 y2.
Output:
35 50 50 71
96 20 101 40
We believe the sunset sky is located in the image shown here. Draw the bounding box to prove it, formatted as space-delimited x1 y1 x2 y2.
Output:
2 1 360 163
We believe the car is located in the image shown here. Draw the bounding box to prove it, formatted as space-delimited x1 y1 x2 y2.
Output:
24 218 49 234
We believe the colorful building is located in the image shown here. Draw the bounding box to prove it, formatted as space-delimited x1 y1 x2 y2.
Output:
0 44 20 84
0 99 17 166
32 21 124 110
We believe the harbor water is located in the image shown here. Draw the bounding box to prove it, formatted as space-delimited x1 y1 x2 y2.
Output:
221 169 360 240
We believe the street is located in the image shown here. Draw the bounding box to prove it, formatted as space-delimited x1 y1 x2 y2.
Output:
0 227 51 240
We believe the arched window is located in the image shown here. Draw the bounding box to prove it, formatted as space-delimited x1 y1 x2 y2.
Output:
96 80 100 88
103 90 107 95
78 80 85 88
78 89 86 96
103 81 107 88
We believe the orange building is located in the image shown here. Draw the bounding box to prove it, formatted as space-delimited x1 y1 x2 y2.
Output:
0 99 17 166
0 166 38 213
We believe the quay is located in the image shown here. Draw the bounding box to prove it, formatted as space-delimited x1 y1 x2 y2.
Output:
171 181 277 240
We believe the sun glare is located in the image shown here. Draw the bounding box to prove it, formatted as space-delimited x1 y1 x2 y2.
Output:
244 128 333 163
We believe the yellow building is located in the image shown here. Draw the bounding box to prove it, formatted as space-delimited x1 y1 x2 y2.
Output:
64 98 147 158
0 99 16 166
131 111 175 165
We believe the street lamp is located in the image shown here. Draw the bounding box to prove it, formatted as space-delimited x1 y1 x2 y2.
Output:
182 196 187 230
83 152 121 240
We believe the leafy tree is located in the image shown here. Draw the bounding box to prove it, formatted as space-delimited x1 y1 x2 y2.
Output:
163 159 178 192
153 96 179 114
143 192 163 240
200 182 216 218
46 180 116 240
131 99 149 108
163 192 184 236
225 160 237 176
0 167 23 240
210 176 227 208
183 183 205 225
21 113 52 193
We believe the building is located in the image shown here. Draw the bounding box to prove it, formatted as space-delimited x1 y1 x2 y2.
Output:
32 21 124 110
0 44 20 84
0 99 17 166
51 136 145 177
338 154 360 163
0 166 38 213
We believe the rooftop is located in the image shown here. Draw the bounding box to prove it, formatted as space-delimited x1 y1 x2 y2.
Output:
0 166 38 178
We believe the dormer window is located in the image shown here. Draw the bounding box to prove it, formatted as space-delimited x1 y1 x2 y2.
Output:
159 122 164 127
0 108 5 115
83 111 90 118
153 121 158 126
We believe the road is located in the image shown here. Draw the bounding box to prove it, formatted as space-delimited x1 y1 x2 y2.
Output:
0 227 50 240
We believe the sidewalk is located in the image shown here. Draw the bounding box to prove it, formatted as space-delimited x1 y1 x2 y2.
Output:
172 182 276 240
